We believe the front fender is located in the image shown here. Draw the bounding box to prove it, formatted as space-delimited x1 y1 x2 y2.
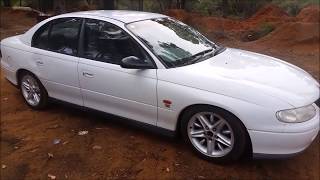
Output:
156 80 291 133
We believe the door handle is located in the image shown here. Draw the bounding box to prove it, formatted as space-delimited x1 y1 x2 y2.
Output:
82 72 94 78
36 60 44 66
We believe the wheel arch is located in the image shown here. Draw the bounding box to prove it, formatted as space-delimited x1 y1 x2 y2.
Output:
16 69 33 87
176 103 253 157
16 68 49 109
16 69 43 89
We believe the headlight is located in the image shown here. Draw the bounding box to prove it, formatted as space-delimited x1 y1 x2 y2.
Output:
276 104 316 123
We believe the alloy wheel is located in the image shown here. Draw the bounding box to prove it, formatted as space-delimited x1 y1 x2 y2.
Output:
187 112 234 157
21 75 41 106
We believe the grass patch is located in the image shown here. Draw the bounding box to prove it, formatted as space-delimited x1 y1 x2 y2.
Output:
259 22 275 36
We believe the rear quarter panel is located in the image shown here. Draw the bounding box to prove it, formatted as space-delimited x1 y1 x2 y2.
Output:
1 35 39 85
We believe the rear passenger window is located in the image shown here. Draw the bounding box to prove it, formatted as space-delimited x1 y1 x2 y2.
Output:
32 22 50 49
48 18 82 56
83 19 150 65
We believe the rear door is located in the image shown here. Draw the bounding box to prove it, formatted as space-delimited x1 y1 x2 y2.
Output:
31 17 83 105
78 18 158 125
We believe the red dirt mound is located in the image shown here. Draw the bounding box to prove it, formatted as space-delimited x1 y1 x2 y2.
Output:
249 4 289 20
252 22 319 54
245 4 294 27
166 4 295 35
166 4 319 58
297 5 320 22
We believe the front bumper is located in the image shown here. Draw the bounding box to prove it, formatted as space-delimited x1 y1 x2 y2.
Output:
249 104 319 158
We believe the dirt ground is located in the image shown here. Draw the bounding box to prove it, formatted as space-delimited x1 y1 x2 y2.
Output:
1 6 319 180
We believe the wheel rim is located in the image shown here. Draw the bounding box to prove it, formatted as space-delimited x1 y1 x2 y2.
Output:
187 112 234 157
21 75 41 106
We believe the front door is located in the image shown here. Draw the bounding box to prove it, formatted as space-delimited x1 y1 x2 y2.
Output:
78 18 158 125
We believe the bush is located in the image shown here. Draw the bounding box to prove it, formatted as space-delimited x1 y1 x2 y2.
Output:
260 22 275 36
185 0 319 18
271 0 319 16
185 0 269 18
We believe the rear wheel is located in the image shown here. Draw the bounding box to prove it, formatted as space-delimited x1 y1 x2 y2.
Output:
19 72 48 109
181 106 248 163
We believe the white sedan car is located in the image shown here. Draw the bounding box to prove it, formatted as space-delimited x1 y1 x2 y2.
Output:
1 10 319 163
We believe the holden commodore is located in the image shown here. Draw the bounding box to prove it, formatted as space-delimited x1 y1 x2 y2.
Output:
1 10 319 163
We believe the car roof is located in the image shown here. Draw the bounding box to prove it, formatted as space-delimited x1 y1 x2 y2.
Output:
64 10 167 23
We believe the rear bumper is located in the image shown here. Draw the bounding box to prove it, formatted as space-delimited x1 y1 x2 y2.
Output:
1 62 17 85
249 104 319 158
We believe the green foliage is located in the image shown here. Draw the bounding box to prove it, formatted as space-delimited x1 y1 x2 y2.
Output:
2 0 319 17
115 0 172 12
185 0 319 18
186 0 217 15
184 0 269 18
259 22 275 36
271 0 319 16
7 0 21 6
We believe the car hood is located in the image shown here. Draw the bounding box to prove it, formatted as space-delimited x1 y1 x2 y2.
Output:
158 48 319 108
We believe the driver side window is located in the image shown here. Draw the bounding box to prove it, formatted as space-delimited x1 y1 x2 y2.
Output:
82 19 152 66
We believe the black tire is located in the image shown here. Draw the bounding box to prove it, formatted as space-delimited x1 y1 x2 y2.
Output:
19 71 48 110
180 105 249 163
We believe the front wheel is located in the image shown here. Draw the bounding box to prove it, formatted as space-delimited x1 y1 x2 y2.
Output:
181 106 249 163
19 72 48 110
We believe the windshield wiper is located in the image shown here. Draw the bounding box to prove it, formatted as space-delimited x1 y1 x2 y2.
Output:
182 48 214 66
213 46 226 56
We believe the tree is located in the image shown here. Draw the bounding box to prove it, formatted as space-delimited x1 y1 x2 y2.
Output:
138 0 143 11
53 0 66 14
38 0 54 13
102 0 115 9
157 0 173 12
221 0 229 17
2 0 11 7
176 0 185 9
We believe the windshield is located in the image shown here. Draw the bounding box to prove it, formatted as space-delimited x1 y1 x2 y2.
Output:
127 18 218 68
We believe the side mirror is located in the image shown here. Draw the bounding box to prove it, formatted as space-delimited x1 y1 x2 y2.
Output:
120 56 154 69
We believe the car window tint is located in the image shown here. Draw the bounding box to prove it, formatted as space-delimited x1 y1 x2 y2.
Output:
83 19 150 65
32 22 50 49
48 18 82 56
